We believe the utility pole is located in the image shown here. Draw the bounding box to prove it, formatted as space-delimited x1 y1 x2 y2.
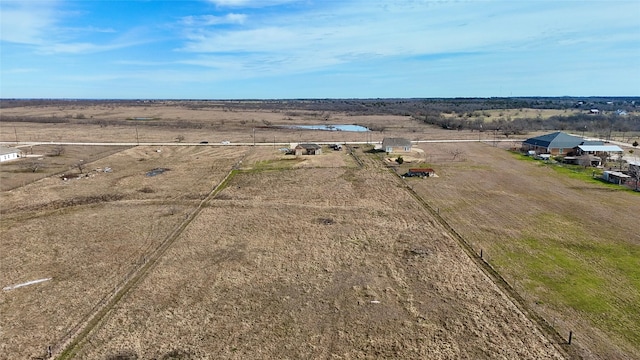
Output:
253 128 256 146
135 124 139 145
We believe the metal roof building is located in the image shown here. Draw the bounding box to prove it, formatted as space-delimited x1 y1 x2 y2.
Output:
522 132 603 155
577 145 623 153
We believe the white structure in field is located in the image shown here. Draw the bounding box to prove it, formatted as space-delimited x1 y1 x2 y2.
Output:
0 146 20 162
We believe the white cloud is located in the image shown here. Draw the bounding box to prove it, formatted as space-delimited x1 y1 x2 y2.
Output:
206 0 299 8
181 13 247 26
176 0 640 81
0 1 60 44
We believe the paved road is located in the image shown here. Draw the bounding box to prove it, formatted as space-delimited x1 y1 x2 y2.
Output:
1 139 523 148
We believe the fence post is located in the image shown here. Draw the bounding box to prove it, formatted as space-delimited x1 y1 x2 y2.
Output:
568 331 573 345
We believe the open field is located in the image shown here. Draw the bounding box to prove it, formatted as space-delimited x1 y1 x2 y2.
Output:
441 108 583 121
402 142 640 359
0 145 248 358
1 101 639 359
1 140 569 359
69 148 565 359
0 145 130 191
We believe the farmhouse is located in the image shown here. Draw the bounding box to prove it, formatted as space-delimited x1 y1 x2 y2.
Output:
382 137 412 153
522 132 602 155
294 143 322 156
0 146 21 162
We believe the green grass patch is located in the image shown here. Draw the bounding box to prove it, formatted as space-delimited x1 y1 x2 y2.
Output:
492 212 640 347
511 152 637 193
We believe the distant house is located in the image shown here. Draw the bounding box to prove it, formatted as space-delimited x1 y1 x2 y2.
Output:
294 143 322 156
0 146 20 162
522 132 601 155
629 160 640 174
382 138 412 153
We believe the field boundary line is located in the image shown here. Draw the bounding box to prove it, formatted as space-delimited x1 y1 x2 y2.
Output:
371 153 579 360
53 165 240 360
345 145 364 168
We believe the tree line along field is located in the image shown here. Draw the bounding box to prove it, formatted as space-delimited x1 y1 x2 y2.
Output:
1 100 639 359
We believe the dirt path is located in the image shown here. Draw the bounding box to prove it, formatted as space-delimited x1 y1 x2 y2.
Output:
53 156 247 359
70 148 568 359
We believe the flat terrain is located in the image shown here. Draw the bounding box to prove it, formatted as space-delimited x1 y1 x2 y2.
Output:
402 142 640 359
71 148 564 359
0 145 247 358
1 101 638 359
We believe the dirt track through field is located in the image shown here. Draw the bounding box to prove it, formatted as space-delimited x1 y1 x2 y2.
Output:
54 156 248 359
68 148 567 359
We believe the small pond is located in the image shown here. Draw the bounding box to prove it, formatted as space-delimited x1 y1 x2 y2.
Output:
285 124 370 132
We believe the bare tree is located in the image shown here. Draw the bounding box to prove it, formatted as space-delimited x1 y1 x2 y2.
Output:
76 160 86 174
449 148 465 161
51 145 65 156
175 135 185 143
600 152 610 168
24 160 43 173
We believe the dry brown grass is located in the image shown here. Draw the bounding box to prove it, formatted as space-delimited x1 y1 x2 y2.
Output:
405 142 640 359
5 102 632 359
0 145 247 359
69 149 565 359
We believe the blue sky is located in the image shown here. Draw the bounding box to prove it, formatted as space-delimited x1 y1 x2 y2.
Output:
1 0 639 99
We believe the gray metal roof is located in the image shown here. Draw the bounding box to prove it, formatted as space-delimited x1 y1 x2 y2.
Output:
578 145 623 152
523 132 585 149
296 143 321 149
382 137 412 147
0 146 20 156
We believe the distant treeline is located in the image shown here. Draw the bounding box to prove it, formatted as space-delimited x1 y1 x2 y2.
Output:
2 97 639 135
419 112 640 137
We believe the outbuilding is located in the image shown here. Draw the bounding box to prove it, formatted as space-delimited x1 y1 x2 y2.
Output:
574 144 623 155
602 171 630 185
405 168 435 177
294 143 322 156
0 146 21 162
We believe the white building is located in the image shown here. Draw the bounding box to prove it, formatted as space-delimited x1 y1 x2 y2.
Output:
0 146 21 162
